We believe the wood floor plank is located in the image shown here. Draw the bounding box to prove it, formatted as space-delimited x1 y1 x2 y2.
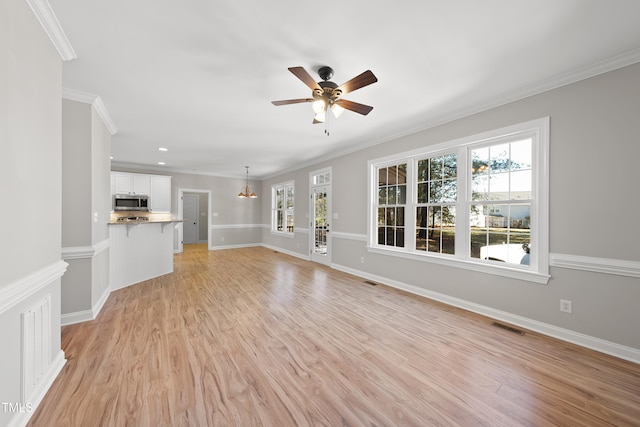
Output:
28 246 640 426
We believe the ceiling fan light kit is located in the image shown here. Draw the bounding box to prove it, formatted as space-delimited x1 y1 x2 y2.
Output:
271 65 377 130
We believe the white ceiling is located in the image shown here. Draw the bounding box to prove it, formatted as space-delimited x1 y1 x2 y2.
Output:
50 0 640 179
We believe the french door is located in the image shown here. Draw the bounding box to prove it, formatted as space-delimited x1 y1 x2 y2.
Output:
310 169 332 265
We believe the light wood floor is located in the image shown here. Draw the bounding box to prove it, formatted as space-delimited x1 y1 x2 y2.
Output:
30 246 640 426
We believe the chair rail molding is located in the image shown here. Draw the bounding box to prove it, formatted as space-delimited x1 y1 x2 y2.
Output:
0 261 68 314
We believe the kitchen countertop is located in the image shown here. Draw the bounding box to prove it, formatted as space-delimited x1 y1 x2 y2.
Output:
108 219 183 225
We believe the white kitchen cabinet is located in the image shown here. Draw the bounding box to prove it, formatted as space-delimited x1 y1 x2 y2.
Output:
149 175 172 212
111 172 150 195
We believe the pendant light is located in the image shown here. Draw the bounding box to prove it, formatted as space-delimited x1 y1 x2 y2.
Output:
237 166 257 198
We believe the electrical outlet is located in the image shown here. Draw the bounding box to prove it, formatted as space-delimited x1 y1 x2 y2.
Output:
360 256 365 264
560 299 572 313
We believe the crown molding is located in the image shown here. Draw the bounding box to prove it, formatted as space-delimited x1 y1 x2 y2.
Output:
62 88 118 135
26 0 77 61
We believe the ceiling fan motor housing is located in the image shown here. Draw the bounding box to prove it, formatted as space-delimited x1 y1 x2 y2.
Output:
318 66 334 81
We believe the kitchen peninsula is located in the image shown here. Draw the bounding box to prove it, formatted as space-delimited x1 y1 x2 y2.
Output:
109 213 182 290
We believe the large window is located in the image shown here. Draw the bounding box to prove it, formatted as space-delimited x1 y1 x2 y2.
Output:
368 118 549 283
272 181 294 234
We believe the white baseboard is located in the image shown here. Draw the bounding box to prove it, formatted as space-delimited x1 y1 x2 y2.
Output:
7 350 66 427
208 243 260 251
260 243 310 261
332 263 640 364
61 286 111 326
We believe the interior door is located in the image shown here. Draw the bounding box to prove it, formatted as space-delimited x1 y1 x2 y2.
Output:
183 194 198 244
310 169 332 265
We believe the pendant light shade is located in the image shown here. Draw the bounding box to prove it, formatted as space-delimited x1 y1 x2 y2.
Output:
238 166 257 198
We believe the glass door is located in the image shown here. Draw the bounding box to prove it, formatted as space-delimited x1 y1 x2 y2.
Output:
310 169 332 265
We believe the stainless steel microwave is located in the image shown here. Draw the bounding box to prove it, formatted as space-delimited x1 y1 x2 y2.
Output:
113 194 149 211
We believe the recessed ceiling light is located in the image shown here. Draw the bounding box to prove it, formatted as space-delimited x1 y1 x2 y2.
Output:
158 147 168 152
157 161 165 165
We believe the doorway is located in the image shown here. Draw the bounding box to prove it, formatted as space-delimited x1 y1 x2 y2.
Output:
310 168 332 265
177 188 212 253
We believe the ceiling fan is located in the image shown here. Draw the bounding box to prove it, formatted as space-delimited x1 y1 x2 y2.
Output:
271 66 378 124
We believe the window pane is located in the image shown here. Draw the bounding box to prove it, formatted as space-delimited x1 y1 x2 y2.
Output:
379 167 387 185
396 227 405 247
418 182 429 203
386 227 395 246
490 143 510 172
388 185 397 204
377 208 385 226
398 164 407 184
470 203 531 265
489 172 509 200
378 187 387 205
397 207 405 227
443 154 457 178
429 157 442 181
511 170 532 199
397 184 406 204
472 175 489 201
429 180 442 202
418 159 428 182
386 208 395 226
388 166 398 185
511 138 532 170
472 147 489 175
442 178 457 202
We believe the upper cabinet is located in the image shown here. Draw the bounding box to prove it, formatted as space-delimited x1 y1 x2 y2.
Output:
112 172 149 195
149 175 172 213
111 172 172 213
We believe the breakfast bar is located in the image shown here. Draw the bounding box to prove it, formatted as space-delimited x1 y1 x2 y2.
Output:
109 218 182 290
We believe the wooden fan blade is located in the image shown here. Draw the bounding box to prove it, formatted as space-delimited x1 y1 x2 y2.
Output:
336 70 377 94
271 98 313 106
288 67 321 90
335 99 374 115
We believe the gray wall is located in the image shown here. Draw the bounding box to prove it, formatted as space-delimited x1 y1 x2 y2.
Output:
61 98 111 319
260 62 640 354
0 0 65 424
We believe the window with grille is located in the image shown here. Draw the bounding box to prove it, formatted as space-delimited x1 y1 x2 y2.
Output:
368 118 550 283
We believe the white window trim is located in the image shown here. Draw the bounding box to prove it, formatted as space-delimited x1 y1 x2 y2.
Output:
367 117 550 284
271 180 295 237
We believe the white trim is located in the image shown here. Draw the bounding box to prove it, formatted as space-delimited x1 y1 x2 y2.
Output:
209 243 261 251
60 285 110 326
62 88 118 135
7 350 66 427
550 253 640 278
210 223 263 230
61 239 109 260
331 231 367 242
25 0 77 61
261 243 310 261
0 261 68 314
331 263 640 364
